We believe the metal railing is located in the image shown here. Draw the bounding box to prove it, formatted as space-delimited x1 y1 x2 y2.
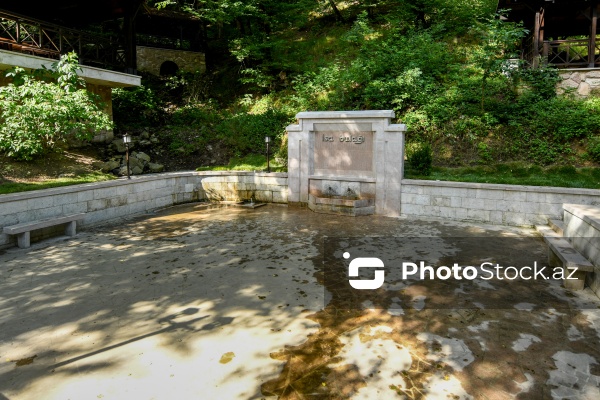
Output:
0 9 126 70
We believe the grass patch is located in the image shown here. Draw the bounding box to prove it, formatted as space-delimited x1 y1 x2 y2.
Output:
405 164 600 189
197 154 287 172
0 172 115 195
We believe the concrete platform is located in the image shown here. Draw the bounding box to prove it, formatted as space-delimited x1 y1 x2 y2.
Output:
1 205 600 399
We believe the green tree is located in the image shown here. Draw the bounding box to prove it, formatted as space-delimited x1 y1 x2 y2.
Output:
0 53 113 160
473 11 528 112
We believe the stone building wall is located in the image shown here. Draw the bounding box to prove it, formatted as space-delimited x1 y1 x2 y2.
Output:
558 69 600 96
86 83 114 143
136 46 206 76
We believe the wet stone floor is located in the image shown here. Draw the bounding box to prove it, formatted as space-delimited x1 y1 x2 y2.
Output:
0 204 600 399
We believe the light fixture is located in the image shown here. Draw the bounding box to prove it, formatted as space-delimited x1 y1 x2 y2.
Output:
123 133 131 180
265 136 271 173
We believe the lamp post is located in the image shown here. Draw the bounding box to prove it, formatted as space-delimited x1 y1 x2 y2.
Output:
265 136 271 173
123 133 132 180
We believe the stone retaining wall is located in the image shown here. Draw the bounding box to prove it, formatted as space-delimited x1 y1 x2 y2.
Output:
563 204 600 298
4 172 600 248
0 171 289 248
200 173 288 203
401 180 600 226
136 46 206 76
558 68 600 97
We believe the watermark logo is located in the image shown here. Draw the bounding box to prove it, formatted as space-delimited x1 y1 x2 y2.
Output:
345 252 385 290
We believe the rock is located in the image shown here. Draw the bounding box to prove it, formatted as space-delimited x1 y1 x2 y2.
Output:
128 157 144 171
150 135 159 144
139 140 152 146
585 78 600 88
132 166 143 175
100 160 120 173
111 138 134 153
148 163 164 173
118 166 130 176
584 70 600 78
135 152 151 163
570 72 582 84
578 82 591 96
559 79 579 89
140 130 150 140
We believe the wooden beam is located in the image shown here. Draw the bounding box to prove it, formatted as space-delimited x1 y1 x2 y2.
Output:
590 2 598 67
533 10 541 67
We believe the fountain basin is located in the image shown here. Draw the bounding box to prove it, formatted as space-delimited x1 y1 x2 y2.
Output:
308 193 374 216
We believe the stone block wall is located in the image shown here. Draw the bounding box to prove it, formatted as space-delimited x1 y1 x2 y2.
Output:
558 69 600 97
4 170 600 249
401 180 600 226
563 204 600 298
136 46 206 76
199 172 289 203
86 83 114 143
0 171 289 248
0 172 204 248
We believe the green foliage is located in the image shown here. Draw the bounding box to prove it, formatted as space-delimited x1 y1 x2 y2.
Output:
0 172 114 195
126 0 600 171
407 142 433 176
405 164 600 189
112 85 164 128
215 109 291 155
588 136 600 163
0 53 112 160
197 153 286 172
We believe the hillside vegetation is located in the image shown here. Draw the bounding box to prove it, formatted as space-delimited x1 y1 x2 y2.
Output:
112 1 600 172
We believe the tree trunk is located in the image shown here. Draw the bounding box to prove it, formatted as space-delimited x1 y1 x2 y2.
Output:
328 0 344 22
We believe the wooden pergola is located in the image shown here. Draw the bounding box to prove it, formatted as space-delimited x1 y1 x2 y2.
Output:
0 1 144 73
499 0 600 68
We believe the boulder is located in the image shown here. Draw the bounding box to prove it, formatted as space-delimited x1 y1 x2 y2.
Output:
132 166 144 175
100 160 120 173
135 152 151 163
128 157 144 171
578 82 591 96
111 138 134 153
148 163 164 173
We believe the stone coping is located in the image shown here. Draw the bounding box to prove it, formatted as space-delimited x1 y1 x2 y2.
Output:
559 68 600 72
309 175 376 183
403 179 600 195
563 204 600 232
0 171 289 204
136 45 206 57
0 49 141 87
295 110 395 119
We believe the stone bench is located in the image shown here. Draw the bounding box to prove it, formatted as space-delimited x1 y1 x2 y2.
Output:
536 225 594 290
3 213 86 249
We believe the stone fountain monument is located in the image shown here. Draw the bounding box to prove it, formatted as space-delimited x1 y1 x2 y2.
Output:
286 111 406 217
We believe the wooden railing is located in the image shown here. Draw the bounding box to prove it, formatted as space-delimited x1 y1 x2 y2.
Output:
0 9 127 70
543 38 600 68
523 36 600 69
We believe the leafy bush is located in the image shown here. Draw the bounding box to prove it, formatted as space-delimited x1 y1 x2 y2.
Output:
587 136 600 162
407 142 433 176
112 85 164 128
0 53 112 160
215 109 292 155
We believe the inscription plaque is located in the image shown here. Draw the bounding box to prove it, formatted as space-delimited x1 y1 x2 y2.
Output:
313 123 374 177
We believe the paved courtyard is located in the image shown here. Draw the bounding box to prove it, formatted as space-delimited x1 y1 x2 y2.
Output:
1 204 600 399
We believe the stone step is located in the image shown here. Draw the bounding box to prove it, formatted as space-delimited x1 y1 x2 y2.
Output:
536 225 595 291
548 219 564 236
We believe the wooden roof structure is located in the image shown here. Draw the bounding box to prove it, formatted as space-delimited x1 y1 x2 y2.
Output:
0 1 204 72
499 0 600 68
